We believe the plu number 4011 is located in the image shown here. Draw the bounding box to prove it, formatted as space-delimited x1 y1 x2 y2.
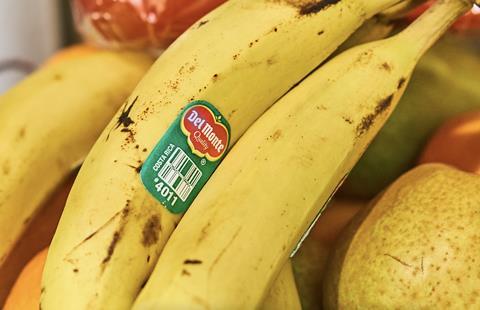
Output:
155 182 179 206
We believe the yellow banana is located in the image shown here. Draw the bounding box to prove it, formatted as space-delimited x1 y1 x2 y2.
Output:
268 17 396 308
381 0 425 18
262 262 301 310
335 15 395 55
41 0 416 309
133 1 472 309
0 50 152 267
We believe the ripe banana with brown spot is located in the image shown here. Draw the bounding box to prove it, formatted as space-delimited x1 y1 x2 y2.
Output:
132 1 472 309
41 0 415 309
0 51 152 267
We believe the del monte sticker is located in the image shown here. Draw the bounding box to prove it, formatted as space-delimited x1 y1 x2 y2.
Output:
140 101 230 214
181 104 229 161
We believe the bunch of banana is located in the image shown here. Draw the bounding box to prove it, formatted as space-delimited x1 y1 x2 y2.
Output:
132 0 473 309
41 0 413 309
0 50 152 268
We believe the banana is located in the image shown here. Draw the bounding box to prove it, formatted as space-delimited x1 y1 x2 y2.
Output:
262 262 301 310
264 16 397 308
41 0 415 309
132 1 473 309
0 50 152 267
334 15 395 56
380 0 425 18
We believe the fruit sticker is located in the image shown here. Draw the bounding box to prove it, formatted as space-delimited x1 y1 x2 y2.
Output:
181 104 229 161
140 101 230 214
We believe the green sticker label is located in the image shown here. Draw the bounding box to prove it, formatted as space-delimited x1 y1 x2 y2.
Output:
140 101 230 214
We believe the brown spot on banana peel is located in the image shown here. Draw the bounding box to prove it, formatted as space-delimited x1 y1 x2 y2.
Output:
2 161 10 175
270 129 282 141
343 116 353 124
106 97 138 141
101 231 121 266
17 127 26 139
356 94 394 137
197 20 209 28
120 128 136 145
184 259 203 265
142 215 161 247
101 206 130 270
115 97 137 129
266 57 276 65
227 109 238 118
381 62 392 71
298 0 342 15
398 77 407 90
197 221 211 244
126 162 143 174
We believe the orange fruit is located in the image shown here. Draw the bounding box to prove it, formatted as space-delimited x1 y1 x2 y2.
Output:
418 110 480 174
0 173 75 306
310 198 365 245
3 248 48 310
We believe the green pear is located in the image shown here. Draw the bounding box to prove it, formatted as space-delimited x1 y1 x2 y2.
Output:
341 34 480 199
324 164 480 309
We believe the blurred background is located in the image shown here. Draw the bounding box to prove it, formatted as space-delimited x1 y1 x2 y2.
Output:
0 0 76 93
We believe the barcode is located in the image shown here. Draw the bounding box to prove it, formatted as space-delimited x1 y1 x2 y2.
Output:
158 147 202 201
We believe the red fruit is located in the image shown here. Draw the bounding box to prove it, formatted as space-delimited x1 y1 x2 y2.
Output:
73 0 227 50
418 111 480 175
406 2 480 31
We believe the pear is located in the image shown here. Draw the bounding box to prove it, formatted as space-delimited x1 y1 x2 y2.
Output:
324 164 480 309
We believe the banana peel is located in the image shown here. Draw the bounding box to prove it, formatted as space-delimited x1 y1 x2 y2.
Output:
341 33 480 199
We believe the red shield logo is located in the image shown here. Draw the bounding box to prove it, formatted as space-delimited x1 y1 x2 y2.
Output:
181 104 229 161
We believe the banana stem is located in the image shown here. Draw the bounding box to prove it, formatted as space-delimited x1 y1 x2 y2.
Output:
362 0 413 15
395 0 473 58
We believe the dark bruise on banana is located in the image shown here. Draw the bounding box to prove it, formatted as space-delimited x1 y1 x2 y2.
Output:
105 95 147 173
106 96 137 145
268 0 342 15
351 51 410 138
354 74 408 138
62 198 163 276
356 94 394 137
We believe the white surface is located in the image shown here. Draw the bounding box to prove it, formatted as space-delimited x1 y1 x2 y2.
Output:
0 0 62 93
